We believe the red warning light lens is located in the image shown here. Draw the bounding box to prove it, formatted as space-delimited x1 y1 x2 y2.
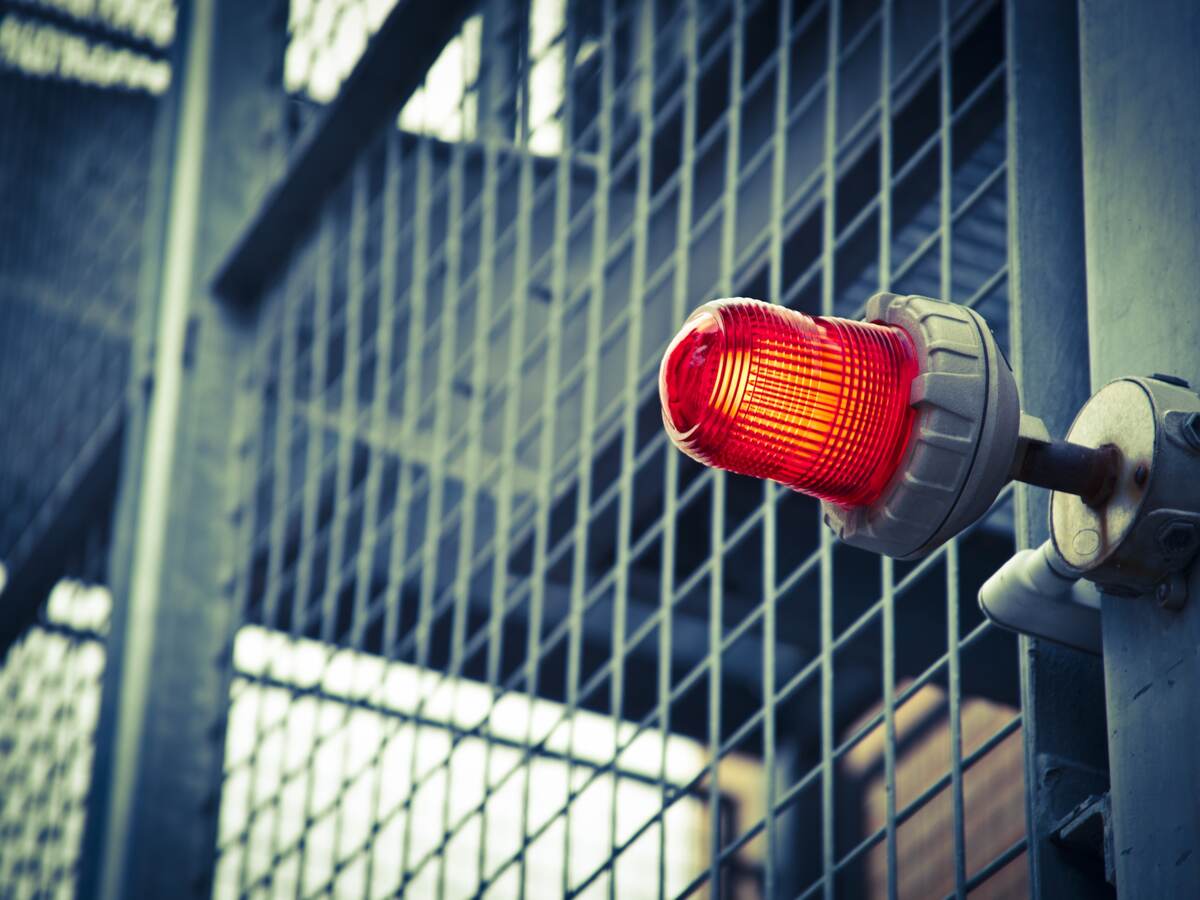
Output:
659 298 918 507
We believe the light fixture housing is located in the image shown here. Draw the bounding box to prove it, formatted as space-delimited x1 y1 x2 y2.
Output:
659 293 1200 641
979 374 1200 647
659 293 1022 559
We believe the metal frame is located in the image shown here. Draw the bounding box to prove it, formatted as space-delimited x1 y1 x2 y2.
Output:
77 1 288 897
213 0 476 303
1005 1 1111 896
1078 2 1200 895
204 1 1030 898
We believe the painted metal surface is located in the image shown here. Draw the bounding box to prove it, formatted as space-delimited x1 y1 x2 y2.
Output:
1078 2 1200 895
1005 2 1111 894
77 1 288 897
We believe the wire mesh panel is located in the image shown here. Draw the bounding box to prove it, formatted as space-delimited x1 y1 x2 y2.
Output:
0 0 173 563
215 0 1025 896
0 6 171 896
0 530 113 899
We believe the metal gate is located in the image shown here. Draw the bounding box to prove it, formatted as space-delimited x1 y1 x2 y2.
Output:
211 0 1024 896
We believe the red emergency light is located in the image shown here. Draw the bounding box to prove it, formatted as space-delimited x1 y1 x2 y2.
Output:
659 298 918 507
659 293 1030 559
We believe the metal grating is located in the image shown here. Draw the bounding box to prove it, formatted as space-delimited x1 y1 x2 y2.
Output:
0 531 113 899
0 0 173 564
0 6 171 896
215 0 1026 896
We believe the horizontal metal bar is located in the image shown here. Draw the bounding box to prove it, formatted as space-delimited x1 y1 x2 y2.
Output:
833 713 1023 878
950 835 1027 897
211 0 475 303
0 0 171 59
0 403 123 655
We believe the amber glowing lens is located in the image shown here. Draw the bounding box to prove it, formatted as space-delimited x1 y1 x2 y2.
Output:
659 298 918 507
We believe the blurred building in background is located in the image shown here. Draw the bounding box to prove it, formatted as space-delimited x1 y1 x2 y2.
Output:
0 0 1194 898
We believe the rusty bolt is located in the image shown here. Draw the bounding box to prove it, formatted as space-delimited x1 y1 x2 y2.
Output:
1184 412 1200 450
1157 520 1199 556
1157 575 1188 611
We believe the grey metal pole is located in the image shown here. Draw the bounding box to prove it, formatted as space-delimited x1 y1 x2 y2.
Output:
78 2 286 897
1005 2 1112 896
1078 2 1200 896
81 2 218 896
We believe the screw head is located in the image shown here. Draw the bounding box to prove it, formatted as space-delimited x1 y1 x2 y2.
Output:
1184 412 1200 450
1157 575 1188 611
1157 520 1199 557
1151 372 1191 388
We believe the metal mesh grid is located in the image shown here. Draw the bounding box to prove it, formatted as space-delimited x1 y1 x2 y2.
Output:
0 532 112 900
0 7 169 893
216 0 1025 896
0 0 173 561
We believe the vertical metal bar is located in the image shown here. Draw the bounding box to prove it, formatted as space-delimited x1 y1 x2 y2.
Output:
566 0 615 891
397 134 436 889
710 0 744 892
350 148 393 664
506 3 543 892
819 0 840 896
536 4 577 895
361 124 404 900
319 174 365 654
479 0 515 886
76 2 175 891
80 1 285 895
945 540 966 896
881 555 899 900
480 0 532 883
410 127 470 887
708 474 726 893
342 158 375 657
1005 2 1109 897
939 1 967 894
609 2 655 892
440 16 499 900
765 0 793 894
658 0 698 893
1078 3 1200 896
258 226 300 776
878 3 899 897
432 30 482 897
93 0 216 886
84 0 202 895
320 159 369 893
554 15 583 890
229 272 272 897
374 130 429 894
290 192 337 898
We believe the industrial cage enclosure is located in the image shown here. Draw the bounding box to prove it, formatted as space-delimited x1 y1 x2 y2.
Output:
0 0 1196 898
